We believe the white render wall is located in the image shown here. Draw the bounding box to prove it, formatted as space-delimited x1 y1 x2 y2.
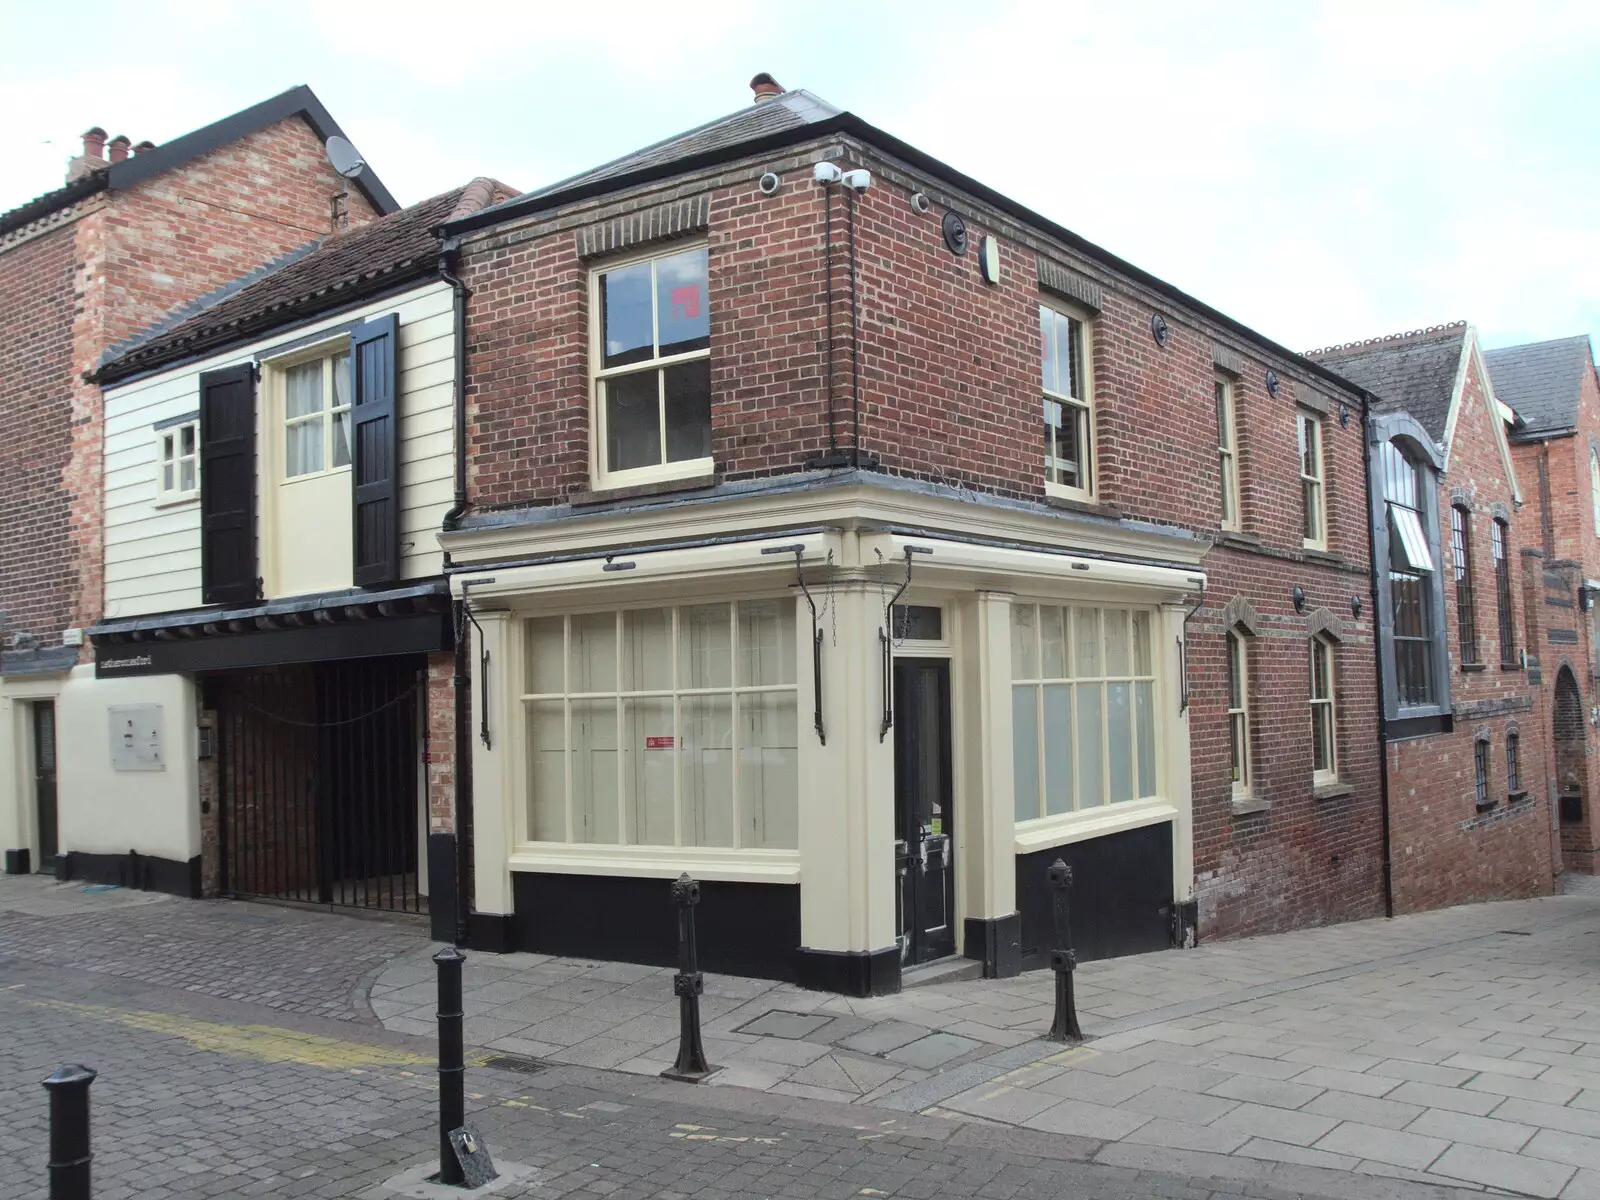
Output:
101 281 456 616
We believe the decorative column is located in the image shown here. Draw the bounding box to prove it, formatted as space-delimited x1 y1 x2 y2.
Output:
964 590 1020 976
468 609 515 946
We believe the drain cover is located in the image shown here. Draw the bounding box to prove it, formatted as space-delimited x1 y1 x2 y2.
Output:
481 1053 547 1075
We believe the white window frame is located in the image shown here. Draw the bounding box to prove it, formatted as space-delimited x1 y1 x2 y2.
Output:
154 418 200 505
275 341 352 483
589 242 713 491
1590 450 1600 539
1309 635 1337 785
1299 409 1326 549
1039 301 1096 503
1217 378 1239 531
1228 630 1252 801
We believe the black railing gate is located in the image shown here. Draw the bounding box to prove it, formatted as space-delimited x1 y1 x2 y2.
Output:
211 655 426 915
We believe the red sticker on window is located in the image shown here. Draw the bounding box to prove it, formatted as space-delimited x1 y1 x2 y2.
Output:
645 736 676 749
670 285 701 320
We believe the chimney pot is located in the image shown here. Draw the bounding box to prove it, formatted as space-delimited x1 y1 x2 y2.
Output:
107 135 131 164
82 127 107 159
749 73 784 103
132 140 156 156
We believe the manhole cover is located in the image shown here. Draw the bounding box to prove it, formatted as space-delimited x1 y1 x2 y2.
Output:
481 1053 547 1075
733 1010 830 1040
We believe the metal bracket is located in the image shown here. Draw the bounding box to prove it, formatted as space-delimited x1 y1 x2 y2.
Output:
458 581 495 749
879 545 931 741
762 544 826 744
1178 577 1206 714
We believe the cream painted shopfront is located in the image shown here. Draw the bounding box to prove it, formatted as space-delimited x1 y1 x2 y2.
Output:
451 477 1203 995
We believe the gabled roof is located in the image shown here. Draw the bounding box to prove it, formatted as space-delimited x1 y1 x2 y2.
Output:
0 85 398 239
95 179 512 384
1485 335 1596 440
1306 324 1468 442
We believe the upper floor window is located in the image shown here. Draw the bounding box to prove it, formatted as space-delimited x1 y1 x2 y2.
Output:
1474 738 1491 810
1040 304 1094 499
1507 731 1522 798
1310 636 1337 784
283 349 351 479
1493 518 1516 667
1299 410 1325 548
1451 504 1478 666
592 246 711 486
1227 630 1252 799
155 419 199 504
1591 451 1600 538
1216 379 1239 530
1381 439 1436 707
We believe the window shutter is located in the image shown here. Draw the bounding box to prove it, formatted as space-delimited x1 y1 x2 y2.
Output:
198 363 259 605
351 313 401 586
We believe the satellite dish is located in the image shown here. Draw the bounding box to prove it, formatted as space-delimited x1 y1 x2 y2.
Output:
324 135 366 179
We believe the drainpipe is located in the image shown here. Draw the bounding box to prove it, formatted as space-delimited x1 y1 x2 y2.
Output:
1362 389 1395 919
439 238 471 534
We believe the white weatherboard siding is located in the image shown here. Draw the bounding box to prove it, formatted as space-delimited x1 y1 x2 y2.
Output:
102 282 456 618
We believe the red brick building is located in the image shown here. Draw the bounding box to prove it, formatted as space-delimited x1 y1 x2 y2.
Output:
1 88 396 879
438 77 1381 991
1488 334 1600 871
1310 324 1559 912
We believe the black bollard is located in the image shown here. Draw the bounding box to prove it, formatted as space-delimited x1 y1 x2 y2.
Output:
42 1064 96 1200
661 873 718 1082
434 946 466 1185
1047 858 1085 1042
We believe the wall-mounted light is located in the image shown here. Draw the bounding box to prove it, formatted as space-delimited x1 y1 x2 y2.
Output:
1265 370 1281 398
840 168 871 191
942 211 968 256
1339 400 1351 428
1151 313 1170 347
1293 585 1306 614
1350 595 1363 618
979 236 1001 284
813 161 842 185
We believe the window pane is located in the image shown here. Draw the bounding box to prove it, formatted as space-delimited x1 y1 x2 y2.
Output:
570 612 617 693
571 698 618 844
738 599 794 687
680 604 731 688
332 409 351 469
623 697 675 845
1011 605 1037 681
1043 683 1073 815
1064 316 1084 400
1312 702 1333 775
1074 607 1100 677
1105 609 1130 676
1304 479 1322 541
180 425 195 455
1311 640 1330 700
1108 682 1133 803
1076 683 1104 807
1216 383 1231 450
1132 611 1153 676
526 617 565 694
179 458 196 492
681 694 733 846
656 248 710 358
740 692 798 849
527 701 567 840
162 462 175 493
1039 306 1056 393
621 608 672 692
286 416 323 477
1220 455 1236 525
1046 398 1084 489
663 359 712 463
1227 634 1242 709
1135 680 1156 797
601 261 653 369
1040 606 1068 678
285 359 323 418
331 352 351 410
604 371 661 472
1012 685 1039 822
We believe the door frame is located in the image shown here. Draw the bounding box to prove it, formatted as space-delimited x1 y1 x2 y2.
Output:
893 655 957 964
31 699 59 869
3 678 66 873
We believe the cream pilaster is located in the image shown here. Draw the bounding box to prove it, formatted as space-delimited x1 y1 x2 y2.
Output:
965 591 1017 921
470 609 516 917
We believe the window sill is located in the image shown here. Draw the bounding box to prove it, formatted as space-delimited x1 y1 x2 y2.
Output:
1313 780 1354 801
1013 798 1176 855
1303 547 1346 567
1302 540 1329 555
507 843 800 884
587 457 715 496
1507 791 1529 805
153 493 200 509
1461 662 1487 673
1231 794 1271 816
1475 798 1497 814
1043 493 1121 520
569 472 717 508
1217 531 1262 550
1500 661 1524 673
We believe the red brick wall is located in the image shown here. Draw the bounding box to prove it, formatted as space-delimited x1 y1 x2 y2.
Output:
426 650 456 834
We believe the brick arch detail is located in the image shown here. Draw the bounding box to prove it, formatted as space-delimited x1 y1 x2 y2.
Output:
1306 607 1344 643
1222 595 1259 636
1490 500 1512 524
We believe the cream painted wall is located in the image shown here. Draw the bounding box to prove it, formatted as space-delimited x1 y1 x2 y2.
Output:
272 469 353 596
55 666 199 863
101 281 456 616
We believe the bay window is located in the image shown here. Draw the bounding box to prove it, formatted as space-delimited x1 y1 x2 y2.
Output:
522 600 797 850
1381 439 1437 707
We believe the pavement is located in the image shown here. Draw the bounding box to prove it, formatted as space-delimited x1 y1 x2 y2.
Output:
0 874 1430 1200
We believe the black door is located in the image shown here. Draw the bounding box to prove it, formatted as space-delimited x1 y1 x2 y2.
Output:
33 701 58 870
893 658 955 965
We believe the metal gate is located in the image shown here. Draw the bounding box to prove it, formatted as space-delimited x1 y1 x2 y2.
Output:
211 656 425 914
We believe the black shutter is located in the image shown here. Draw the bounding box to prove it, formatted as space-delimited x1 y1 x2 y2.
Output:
198 363 259 605
351 313 401 587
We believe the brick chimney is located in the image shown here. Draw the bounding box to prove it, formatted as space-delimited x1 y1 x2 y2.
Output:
750 73 784 103
132 140 156 156
106 135 131 164
67 126 108 182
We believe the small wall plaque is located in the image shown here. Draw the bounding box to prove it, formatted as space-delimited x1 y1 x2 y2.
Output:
109 704 165 772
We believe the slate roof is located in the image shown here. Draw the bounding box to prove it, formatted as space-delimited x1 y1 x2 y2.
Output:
0 86 398 240
1306 324 1468 442
95 179 511 384
1485 335 1596 440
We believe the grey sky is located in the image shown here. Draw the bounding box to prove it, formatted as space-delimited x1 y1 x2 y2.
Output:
2 0 1594 356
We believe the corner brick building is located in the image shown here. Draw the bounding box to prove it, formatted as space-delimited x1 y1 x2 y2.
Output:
1489 334 1600 871
1 88 396 878
436 78 1381 992
1311 324 1558 912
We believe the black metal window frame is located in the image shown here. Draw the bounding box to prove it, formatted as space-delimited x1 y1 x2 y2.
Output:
1451 504 1478 666
1493 517 1516 667
1474 738 1491 811
1506 731 1521 797
1382 441 1436 707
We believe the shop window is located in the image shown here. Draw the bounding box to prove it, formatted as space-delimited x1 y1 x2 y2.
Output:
1227 630 1252 799
1039 303 1095 500
1299 410 1325 549
591 245 711 486
1309 636 1337 784
1451 504 1478 666
1216 378 1239 531
1011 604 1158 823
522 600 797 850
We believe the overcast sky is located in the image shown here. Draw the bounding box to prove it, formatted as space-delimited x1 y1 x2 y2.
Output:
2 1 1595 356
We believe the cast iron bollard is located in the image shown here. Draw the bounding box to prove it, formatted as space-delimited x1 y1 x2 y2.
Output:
1047 858 1085 1042
661 873 718 1082
42 1064 96 1200
434 946 466 1185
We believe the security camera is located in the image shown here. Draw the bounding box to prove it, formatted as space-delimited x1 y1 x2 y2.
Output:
840 169 872 191
758 171 781 196
910 192 931 214
812 161 842 185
